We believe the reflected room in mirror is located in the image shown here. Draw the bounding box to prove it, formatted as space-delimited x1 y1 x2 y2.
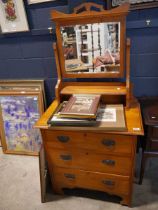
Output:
61 22 120 74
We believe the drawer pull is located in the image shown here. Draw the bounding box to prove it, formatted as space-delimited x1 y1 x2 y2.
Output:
102 159 115 166
64 173 75 179
102 180 115 186
57 136 70 143
60 154 72 161
102 139 115 147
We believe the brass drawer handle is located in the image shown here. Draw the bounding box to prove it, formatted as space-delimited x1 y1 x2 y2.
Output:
57 136 70 143
102 159 115 166
60 154 72 161
102 180 115 186
102 139 115 147
64 173 75 179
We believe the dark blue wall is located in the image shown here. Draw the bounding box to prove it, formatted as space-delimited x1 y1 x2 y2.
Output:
0 0 158 106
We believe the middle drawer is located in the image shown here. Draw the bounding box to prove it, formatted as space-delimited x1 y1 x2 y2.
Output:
47 148 132 176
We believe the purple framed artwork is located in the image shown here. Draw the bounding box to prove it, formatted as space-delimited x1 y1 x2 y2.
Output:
0 92 44 155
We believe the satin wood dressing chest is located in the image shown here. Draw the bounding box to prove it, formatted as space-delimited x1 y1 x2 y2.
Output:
35 3 143 206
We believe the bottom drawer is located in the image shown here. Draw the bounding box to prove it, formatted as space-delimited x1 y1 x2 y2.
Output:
51 167 130 196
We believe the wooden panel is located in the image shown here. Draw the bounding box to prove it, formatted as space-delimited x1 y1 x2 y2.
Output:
150 139 158 150
45 130 134 155
151 127 158 138
61 84 127 95
51 166 130 196
47 148 132 176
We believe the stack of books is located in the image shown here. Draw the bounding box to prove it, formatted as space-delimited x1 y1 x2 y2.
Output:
48 94 126 131
48 94 100 126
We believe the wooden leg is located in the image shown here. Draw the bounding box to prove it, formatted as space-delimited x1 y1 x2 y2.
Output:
120 195 132 207
139 153 147 185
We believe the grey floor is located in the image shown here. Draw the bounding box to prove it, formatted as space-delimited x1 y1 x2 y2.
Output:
0 147 158 210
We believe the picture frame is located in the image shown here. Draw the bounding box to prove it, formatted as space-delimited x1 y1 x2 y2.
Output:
0 79 46 107
52 3 129 78
0 0 29 34
0 89 44 156
110 0 158 10
27 0 56 4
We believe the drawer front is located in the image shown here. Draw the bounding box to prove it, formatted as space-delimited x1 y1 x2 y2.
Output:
150 138 158 150
151 127 158 139
52 167 130 196
45 130 134 155
48 148 132 176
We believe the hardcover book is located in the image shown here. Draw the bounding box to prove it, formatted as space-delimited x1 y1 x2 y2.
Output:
59 94 101 119
48 101 96 126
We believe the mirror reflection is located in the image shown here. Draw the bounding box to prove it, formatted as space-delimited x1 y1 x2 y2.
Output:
61 22 120 74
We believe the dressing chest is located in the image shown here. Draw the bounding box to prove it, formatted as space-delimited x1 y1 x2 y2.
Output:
35 3 144 206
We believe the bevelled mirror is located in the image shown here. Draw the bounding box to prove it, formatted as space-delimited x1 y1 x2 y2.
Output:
52 3 129 78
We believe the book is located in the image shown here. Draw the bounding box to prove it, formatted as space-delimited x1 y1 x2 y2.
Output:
48 115 96 126
96 104 126 131
58 94 101 119
48 101 96 126
48 102 126 130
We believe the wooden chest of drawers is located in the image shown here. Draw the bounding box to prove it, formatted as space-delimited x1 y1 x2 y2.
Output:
41 129 137 206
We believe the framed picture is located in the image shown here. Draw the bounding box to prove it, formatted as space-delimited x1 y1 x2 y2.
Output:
28 0 56 4
0 0 29 33
0 90 44 156
0 79 46 107
110 0 158 10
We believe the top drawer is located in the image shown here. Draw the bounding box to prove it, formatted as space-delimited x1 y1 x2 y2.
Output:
44 130 135 155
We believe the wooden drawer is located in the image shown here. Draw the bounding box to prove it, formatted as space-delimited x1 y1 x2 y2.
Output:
44 130 134 155
52 167 130 196
151 127 158 139
149 138 158 150
47 148 132 176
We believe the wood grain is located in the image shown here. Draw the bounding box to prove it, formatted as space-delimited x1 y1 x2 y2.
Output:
51 166 130 196
47 148 132 176
44 130 134 156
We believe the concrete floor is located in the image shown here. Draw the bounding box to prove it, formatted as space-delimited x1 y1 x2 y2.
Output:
0 147 158 210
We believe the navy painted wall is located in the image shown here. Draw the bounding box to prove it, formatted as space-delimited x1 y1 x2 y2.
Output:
0 0 158 105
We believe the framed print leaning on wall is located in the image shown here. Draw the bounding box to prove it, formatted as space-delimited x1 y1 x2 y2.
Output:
0 79 46 107
0 90 44 156
111 0 158 10
0 0 29 33
28 0 56 4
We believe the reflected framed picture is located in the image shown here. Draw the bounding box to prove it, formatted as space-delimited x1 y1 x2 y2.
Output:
61 23 120 75
0 90 44 156
0 0 29 33
28 0 56 4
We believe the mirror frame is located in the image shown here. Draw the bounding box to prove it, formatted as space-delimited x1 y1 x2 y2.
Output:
51 3 129 78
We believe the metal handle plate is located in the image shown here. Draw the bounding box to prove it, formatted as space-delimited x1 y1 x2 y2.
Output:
102 139 115 147
102 180 115 186
64 173 75 179
102 159 115 166
57 135 70 143
60 154 72 161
